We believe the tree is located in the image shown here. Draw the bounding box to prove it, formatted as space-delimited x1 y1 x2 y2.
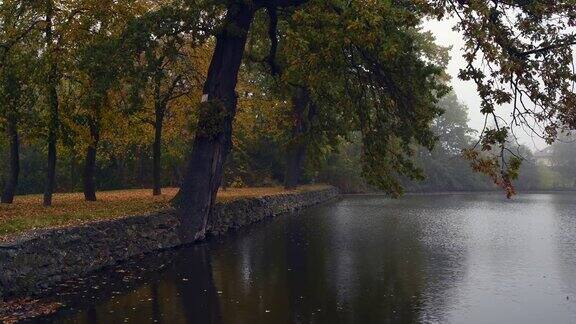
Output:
219 63 288 188
242 13 319 190
0 0 40 203
172 1 261 241
404 92 492 192
283 87 316 189
437 0 576 196
68 0 149 201
547 136 576 188
430 93 475 155
172 0 576 241
173 0 447 239
0 60 22 203
41 0 60 206
0 0 41 67
277 1 450 195
123 5 206 195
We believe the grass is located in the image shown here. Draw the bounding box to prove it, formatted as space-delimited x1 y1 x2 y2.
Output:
0 184 330 239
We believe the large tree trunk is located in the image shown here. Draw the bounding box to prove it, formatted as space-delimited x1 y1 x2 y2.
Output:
284 87 313 189
172 3 255 242
43 0 59 206
83 120 99 201
152 106 164 196
1 117 20 204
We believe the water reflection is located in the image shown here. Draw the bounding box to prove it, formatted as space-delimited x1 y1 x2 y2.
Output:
550 194 576 311
36 194 576 323
36 245 221 324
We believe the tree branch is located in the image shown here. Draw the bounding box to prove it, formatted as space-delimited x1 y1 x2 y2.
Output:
265 6 281 76
518 38 576 58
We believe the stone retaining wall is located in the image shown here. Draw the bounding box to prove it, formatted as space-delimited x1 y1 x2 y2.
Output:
0 187 339 298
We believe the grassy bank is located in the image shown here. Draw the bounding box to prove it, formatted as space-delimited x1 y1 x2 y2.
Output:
0 185 329 238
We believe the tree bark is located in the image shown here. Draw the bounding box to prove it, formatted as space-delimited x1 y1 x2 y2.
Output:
83 119 99 201
43 0 59 206
284 87 313 189
1 117 20 204
152 105 164 196
172 3 255 242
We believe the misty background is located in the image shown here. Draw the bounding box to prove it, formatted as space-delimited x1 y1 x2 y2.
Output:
427 18 549 151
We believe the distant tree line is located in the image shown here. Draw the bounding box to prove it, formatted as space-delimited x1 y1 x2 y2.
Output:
317 92 550 193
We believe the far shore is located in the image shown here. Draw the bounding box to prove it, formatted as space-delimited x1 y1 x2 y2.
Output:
345 189 576 196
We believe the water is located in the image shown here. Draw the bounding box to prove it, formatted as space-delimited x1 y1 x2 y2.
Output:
35 193 576 323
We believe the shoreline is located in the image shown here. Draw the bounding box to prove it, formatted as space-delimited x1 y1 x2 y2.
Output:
344 189 576 196
0 186 339 300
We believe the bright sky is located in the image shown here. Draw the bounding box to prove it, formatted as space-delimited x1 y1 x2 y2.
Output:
424 18 548 151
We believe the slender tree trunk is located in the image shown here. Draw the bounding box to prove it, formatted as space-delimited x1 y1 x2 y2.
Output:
116 155 126 187
83 119 99 201
135 146 145 187
43 85 59 206
284 87 313 189
1 117 20 204
43 0 59 206
70 158 79 191
153 105 164 196
172 3 255 242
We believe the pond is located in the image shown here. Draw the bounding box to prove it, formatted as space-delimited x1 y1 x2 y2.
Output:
36 193 576 323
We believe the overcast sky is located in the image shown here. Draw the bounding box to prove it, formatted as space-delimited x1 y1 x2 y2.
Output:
424 18 548 151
